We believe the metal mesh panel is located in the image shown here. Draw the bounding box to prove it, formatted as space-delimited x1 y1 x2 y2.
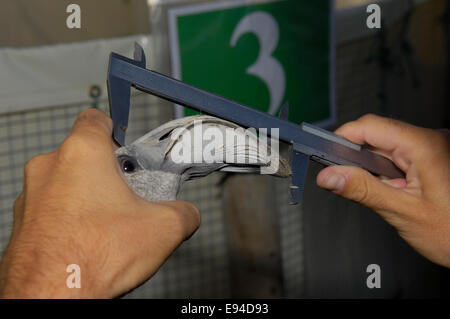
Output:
0 105 87 248
274 177 304 298
335 36 381 124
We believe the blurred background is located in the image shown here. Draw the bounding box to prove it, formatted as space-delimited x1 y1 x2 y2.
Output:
0 0 449 298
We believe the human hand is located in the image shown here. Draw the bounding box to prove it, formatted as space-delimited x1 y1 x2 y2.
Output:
0 109 200 298
316 114 450 267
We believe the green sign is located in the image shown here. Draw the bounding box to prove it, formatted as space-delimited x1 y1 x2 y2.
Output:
168 0 334 127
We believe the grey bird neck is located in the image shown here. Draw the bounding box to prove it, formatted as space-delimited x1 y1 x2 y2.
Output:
123 170 181 201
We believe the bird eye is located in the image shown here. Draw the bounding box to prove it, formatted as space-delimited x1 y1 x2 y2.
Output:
118 156 138 173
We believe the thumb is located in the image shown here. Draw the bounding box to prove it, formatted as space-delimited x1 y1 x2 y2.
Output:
316 165 413 215
141 200 201 242
157 200 201 240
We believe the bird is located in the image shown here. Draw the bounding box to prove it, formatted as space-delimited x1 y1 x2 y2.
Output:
115 115 291 201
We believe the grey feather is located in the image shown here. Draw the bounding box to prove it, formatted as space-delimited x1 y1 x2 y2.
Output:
115 115 291 201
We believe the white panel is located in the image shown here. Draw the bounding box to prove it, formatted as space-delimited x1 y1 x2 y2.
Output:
0 35 152 114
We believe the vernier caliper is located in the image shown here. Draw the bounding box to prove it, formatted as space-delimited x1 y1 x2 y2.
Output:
107 44 404 204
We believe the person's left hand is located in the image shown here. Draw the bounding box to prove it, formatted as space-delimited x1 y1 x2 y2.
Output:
0 109 200 298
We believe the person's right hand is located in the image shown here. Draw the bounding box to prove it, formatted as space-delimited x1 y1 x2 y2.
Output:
316 114 450 267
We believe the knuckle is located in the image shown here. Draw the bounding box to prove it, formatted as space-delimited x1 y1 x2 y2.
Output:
359 114 400 132
58 135 94 162
78 108 96 120
160 206 186 233
160 203 200 236
77 109 113 132
437 128 450 142
421 129 450 162
63 134 86 149
431 129 449 148
358 113 377 123
13 194 25 221
79 108 109 121
384 117 408 136
183 201 201 226
346 171 386 209
411 128 445 158
337 120 357 132
13 194 23 212
103 114 113 130
351 175 371 204
386 117 409 135
384 117 397 128
24 154 47 175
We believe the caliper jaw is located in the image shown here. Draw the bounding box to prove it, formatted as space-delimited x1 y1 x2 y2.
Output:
107 43 146 146
289 150 310 205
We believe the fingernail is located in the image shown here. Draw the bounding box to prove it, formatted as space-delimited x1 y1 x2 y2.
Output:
323 174 346 191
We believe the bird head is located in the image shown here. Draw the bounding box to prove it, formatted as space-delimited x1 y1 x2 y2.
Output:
115 115 291 201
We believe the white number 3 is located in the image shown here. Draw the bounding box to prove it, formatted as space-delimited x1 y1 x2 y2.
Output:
230 11 286 115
